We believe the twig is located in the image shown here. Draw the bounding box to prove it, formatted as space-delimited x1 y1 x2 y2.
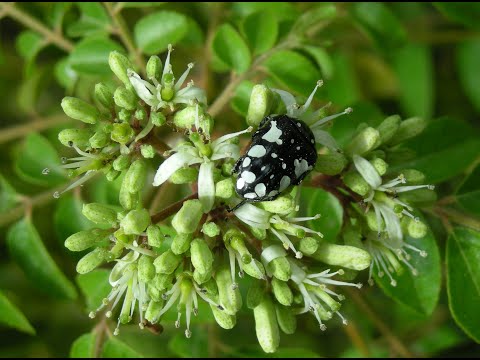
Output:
342 319 371 357
93 317 108 358
150 192 198 224
431 206 480 232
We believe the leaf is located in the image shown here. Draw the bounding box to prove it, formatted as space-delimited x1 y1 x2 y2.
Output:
6 218 78 300
0 290 35 335
54 57 78 91
15 31 46 76
447 227 480 342
242 11 278 56
67 3 110 38
434 3 480 29
120 2 166 8
231 80 254 117
0 173 20 213
47 3 72 30
69 36 124 76
412 324 468 356
291 3 337 35
235 346 321 358
180 17 205 47
134 11 188 55
16 65 47 114
393 43 434 119
70 333 96 358
304 188 343 243
375 228 441 316
102 337 144 358
456 164 480 217
390 117 480 184
351 2 407 51
303 46 334 80
15 133 66 186
263 50 320 97
457 39 480 112
89 174 123 207
76 269 111 312
212 24 251 74
168 330 209 358
231 3 299 21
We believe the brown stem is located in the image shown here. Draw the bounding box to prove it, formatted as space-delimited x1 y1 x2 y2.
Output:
0 114 70 144
150 192 198 223
93 317 108 358
342 319 371 357
432 206 480 232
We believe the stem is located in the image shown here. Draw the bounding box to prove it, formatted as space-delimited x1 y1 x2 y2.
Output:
0 3 73 52
93 317 108 358
342 319 370 357
431 206 480 232
0 114 70 145
150 192 198 224
103 2 146 73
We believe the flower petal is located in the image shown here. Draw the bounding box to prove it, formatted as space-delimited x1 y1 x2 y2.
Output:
312 128 339 150
271 88 297 111
198 161 215 213
128 70 156 105
211 143 240 161
234 203 271 229
375 202 403 249
352 155 382 189
211 127 252 149
153 151 197 186
174 86 207 106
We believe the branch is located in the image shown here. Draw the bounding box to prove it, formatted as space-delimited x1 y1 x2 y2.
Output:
150 192 198 224
431 206 480 232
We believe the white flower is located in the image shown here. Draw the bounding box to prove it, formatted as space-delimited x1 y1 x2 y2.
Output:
128 45 207 112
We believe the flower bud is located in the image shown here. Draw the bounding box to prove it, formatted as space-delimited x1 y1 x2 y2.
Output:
315 152 348 175
368 149 386 160
174 106 214 135
146 55 162 80
190 238 214 274
342 226 364 248
120 208 151 235
113 154 131 171
171 233 193 255
299 237 319 256
254 296 280 353
407 218 428 238
387 117 427 146
271 278 293 306
243 259 266 280
89 130 109 149
193 268 212 284
342 172 371 196
210 304 237 329
114 86 137 110
399 188 436 205
152 273 174 291
310 243 371 271
119 181 139 210
65 228 111 251
145 299 164 323
267 257 291 281
387 147 416 164
171 200 203 234
111 123 134 144
82 203 117 226
246 84 273 128
202 222 220 238
61 97 99 124
94 83 114 109
146 225 164 248
215 178 235 199
222 162 234 177
151 111 166 127
138 254 156 282
275 304 296 335
109 51 133 86
370 157 388 176
345 127 380 157
170 167 198 184
201 278 219 297
400 169 426 185
247 280 266 309
123 159 147 194
154 249 181 274
215 265 243 315
76 247 109 274
249 226 267 240
58 128 93 148
140 144 155 159
365 210 383 232
376 114 401 144
306 284 341 312
258 195 296 215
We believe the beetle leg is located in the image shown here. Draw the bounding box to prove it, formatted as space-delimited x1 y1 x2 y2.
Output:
227 199 248 212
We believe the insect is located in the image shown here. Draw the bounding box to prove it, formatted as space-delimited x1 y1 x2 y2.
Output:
231 114 317 211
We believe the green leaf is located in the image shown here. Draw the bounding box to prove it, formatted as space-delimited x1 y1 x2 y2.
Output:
291 3 337 35
134 11 188 55
0 173 20 213
456 164 480 217
235 346 321 358
70 333 96 358
393 43 433 119
15 31 46 75
16 65 47 114
102 337 144 358
231 3 299 21
89 174 123 207
231 80 254 117
69 36 124 76
391 117 480 184
323 51 360 107
15 132 66 186
351 2 407 51
76 269 111 312
6 218 78 300
412 324 468 356
434 3 480 29
263 50 320 97
0 290 35 335
168 330 209 358
304 188 343 243
375 228 441 316
447 227 480 343
54 57 78 91
212 24 251 74
67 3 110 38
242 11 278 56
180 17 204 47
120 2 166 8
303 46 334 80
47 3 72 30
457 39 480 112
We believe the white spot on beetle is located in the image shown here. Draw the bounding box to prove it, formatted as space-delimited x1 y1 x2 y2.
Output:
236 178 245 189
262 120 283 145
242 157 251 167
270 174 274 179
282 163 286 169
291 139 295 144
248 145 267 158
268 190 279 197
296 146 300 150
271 153 278 158
244 192 257 199
242 171 256 183
255 183 266 197
294 159 309 178
297 122 301 127
311 139 315 144
279 176 291 192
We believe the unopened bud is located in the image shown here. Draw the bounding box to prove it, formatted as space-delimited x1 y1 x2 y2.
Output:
247 280 266 309
124 159 147 194
120 208 151 235
315 152 348 175
246 84 273 128
190 238 214 274
254 296 280 353
171 233 193 255
109 51 133 86
89 130 109 149
193 268 212 284
268 257 291 281
76 247 108 274
271 278 293 306
152 273 174 291
138 255 156 282
146 55 162 80
94 83 114 109
61 97 99 124
387 117 427 146
151 111 166 127
114 86 137 110
310 243 371 271
82 203 117 226
401 169 426 185
210 304 237 329
399 188 437 205
146 225 164 248
65 228 111 251
140 144 155 159
299 237 319 256
153 249 181 274
275 304 297 335
376 115 401 144
258 195 296 215
171 200 203 234
407 218 428 239
111 122 134 144
215 265 243 315
215 178 235 199
170 167 198 184
345 127 380 157
370 157 388 176
202 222 220 238
119 181 139 210
342 172 371 196
145 299 164 323
243 259 266 279
113 154 131 171
58 128 93 148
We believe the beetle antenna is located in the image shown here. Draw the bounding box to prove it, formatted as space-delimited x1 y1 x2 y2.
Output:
227 200 248 213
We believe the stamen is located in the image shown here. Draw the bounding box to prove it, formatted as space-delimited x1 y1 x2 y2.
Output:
310 107 353 129
336 311 348 325
175 62 194 91
299 80 323 115
163 44 173 77
42 168 50 175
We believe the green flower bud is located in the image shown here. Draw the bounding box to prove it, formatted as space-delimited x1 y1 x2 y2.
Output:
386 147 416 164
258 195 296 215
399 188 436 205
145 299 164 323
94 83 114 109
152 273 174 291
268 257 291 281
202 222 220 238
119 180 139 210
153 249 181 274
210 304 236 329
215 178 235 199
299 237 319 256
76 247 108 274
106 168 120 182
171 199 203 234
342 226 364 248
345 127 380 157
310 243 371 271
193 268 212 284
109 51 133 86
58 128 93 148
201 278 218 297
271 278 293 306
365 210 383 232
137 254 156 283
400 169 426 185
249 226 267 241
370 157 388 176
65 228 111 251
342 172 371 196
221 162 234 177
275 304 297 335
170 167 198 184
306 284 341 312
124 159 147 194
135 108 147 122
147 283 161 301
151 111 166 127
111 122 134 144
243 259 266 280
114 86 137 110
407 218 428 239
368 149 386 160
118 108 132 123
140 144 155 159
254 296 280 353
387 117 427 146
171 233 193 255
121 208 151 235
61 97 99 124
173 105 201 130
89 129 109 148
146 55 162 80
315 152 348 175
113 154 131 171
246 84 273 128
215 265 243 315
82 203 117 226
376 114 401 144
147 225 164 248
247 280 266 309
189 132 212 157
190 238 214 274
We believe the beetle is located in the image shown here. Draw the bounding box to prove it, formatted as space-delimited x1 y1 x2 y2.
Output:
231 114 317 211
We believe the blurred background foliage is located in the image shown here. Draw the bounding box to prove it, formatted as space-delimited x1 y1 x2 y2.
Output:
0 2 480 358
